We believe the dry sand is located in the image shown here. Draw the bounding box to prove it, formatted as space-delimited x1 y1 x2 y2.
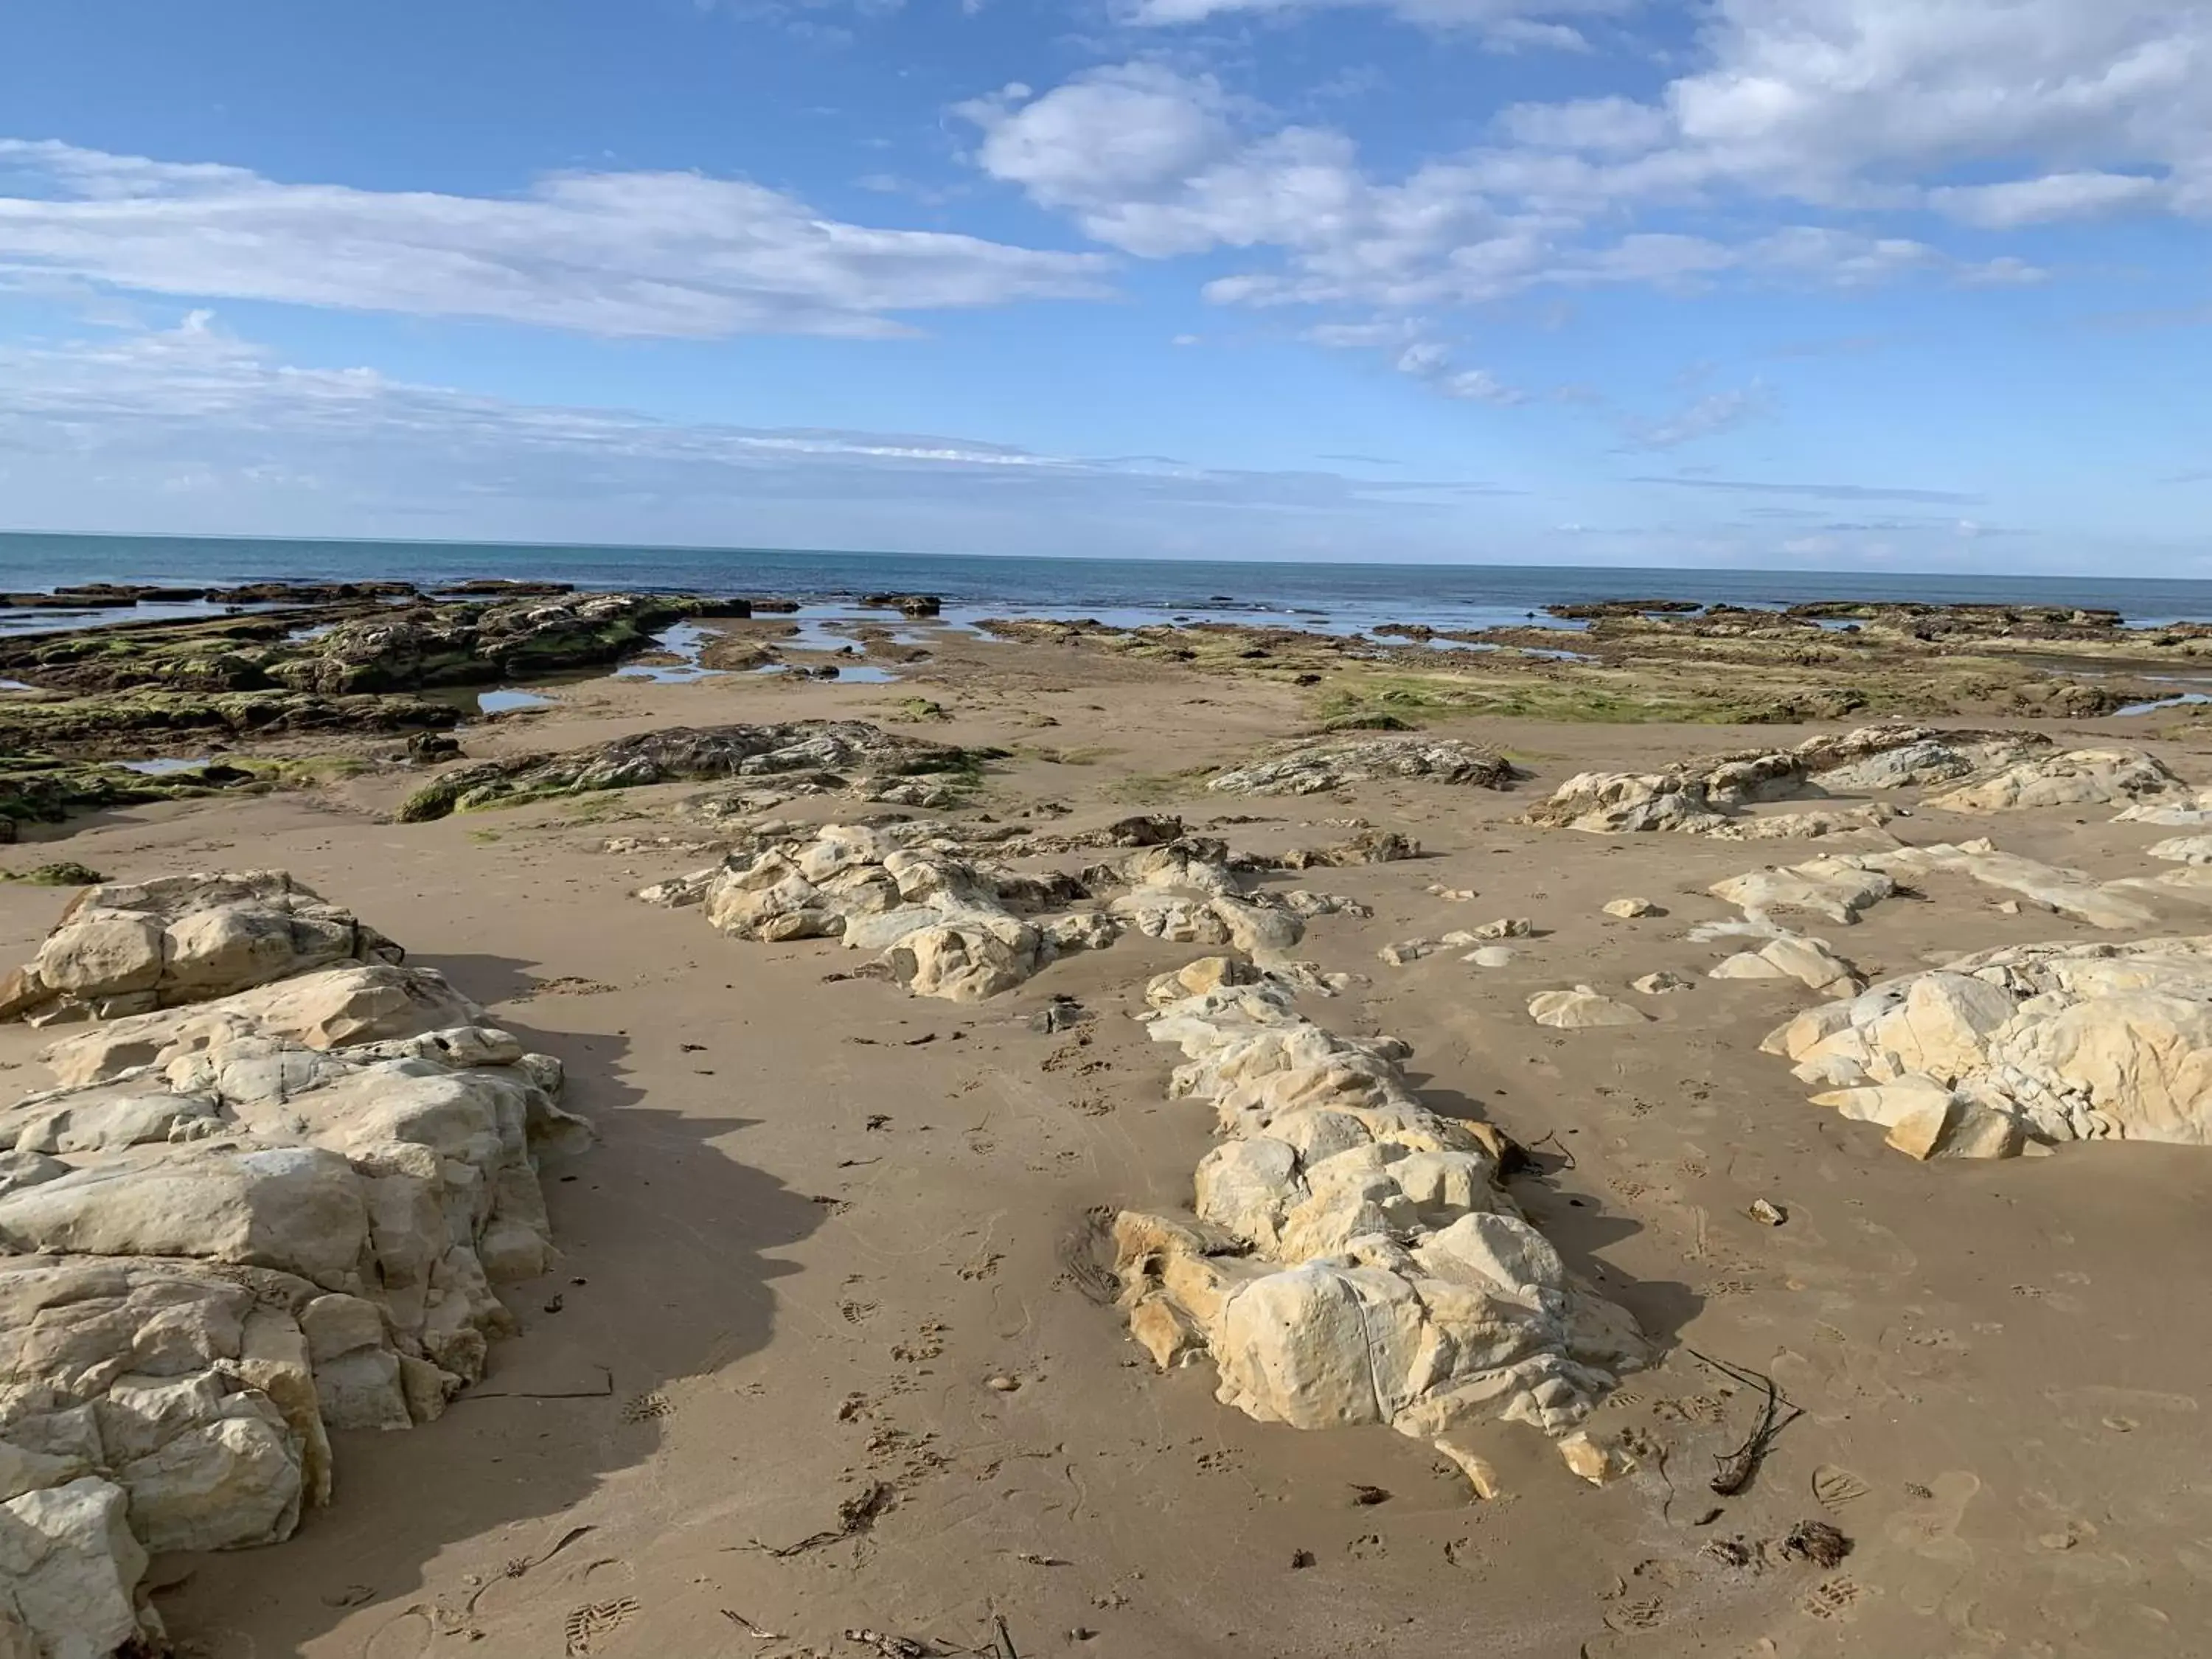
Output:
7 628 2211 1659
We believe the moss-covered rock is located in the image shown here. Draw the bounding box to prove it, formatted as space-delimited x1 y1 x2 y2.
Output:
397 720 1002 822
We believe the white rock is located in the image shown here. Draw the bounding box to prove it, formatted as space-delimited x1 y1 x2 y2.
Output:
0 1478 152 1659
1927 748 2185 813
1602 897 1658 919
1528 987 1649 1029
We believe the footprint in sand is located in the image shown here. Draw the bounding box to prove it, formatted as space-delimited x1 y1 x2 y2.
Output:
563 1597 641 1657
1603 1596 1667 1632
1812 1464 1871 1511
364 1608 436 1659
1800 1577 1863 1621
1884 1470 1980 1570
620 1390 674 1424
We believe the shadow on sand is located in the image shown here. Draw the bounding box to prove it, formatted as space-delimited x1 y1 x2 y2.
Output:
149 975 824 1653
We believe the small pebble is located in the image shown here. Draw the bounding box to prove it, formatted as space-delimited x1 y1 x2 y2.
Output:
987 1374 1020 1392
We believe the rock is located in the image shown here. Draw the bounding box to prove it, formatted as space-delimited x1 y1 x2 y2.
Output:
1602 897 1658 918
1748 1198 1786 1225
398 721 998 822
1630 971 1691 995
1118 980 1646 1492
701 822 1127 1001
1377 939 1433 966
1527 726 2042 836
0 871 402 1027
1467 947 1516 968
1558 1430 1635 1486
2148 835 2212 865
0 877 588 1658
1766 935 2212 1157
1473 917 1532 940
1208 738 1516 796
267 590 745 695
1863 841 2158 930
1145 957 1259 1006
1710 858 1895 926
1926 748 2185 813
1708 935 1863 997
632 869 717 908
0 1478 152 1659
1528 987 1648 1029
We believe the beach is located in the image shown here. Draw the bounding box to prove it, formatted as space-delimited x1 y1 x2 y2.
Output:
4 575 2212 1658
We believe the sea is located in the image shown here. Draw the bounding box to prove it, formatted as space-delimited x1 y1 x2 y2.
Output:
4 530 2211 638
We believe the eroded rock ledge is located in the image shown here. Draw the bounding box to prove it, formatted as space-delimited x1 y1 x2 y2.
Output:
1115 967 1647 1495
0 874 584 1657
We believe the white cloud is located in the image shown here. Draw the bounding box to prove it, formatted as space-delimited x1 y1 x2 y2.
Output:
1928 170 2166 227
1620 380 1772 448
961 5 2200 330
0 314 1514 547
1393 340 1526 403
1119 0 1616 42
0 139 1111 339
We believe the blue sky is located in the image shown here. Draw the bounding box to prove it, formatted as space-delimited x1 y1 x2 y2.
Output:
0 0 2204 571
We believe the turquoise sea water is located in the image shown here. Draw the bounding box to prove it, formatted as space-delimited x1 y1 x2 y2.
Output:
4 530 2211 633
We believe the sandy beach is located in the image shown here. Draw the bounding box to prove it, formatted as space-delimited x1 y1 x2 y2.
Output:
5 603 2212 1659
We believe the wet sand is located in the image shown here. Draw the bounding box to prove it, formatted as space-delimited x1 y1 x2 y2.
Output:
5 628 2209 1658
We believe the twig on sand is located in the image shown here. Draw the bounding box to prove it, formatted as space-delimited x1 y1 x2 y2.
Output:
745 1481 897 1557
1688 1349 1804 1496
993 1613 1021 1659
463 1523 595 1614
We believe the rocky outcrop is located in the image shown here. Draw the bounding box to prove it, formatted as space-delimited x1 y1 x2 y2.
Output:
1527 726 2046 835
0 874 583 1657
1207 738 1517 796
0 871 403 1026
268 592 747 695
1926 748 2186 813
1761 937 2212 1158
692 824 1311 1001
398 721 997 822
1709 840 2177 933
1115 978 1647 1493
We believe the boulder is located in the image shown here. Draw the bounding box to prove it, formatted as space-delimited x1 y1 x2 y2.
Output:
1528 987 1648 1029
0 871 402 1026
1710 858 1895 926
0 1478 151 1659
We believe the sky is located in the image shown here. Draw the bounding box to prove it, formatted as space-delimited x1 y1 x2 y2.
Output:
0 0 2205 572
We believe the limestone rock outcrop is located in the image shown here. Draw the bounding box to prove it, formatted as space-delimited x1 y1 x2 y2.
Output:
1115 978 1647 1490
694 824 1323 1001
0 872 402 1027
1528 726 2046 836
0 874 585 1657
1207 738 1516 796
1762 936 2212 1158
1710 841 2176 933
1926 748 2185 814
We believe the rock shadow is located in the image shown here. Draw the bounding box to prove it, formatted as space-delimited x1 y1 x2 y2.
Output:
148 1001 824 1652
1408 1076 1703 1353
